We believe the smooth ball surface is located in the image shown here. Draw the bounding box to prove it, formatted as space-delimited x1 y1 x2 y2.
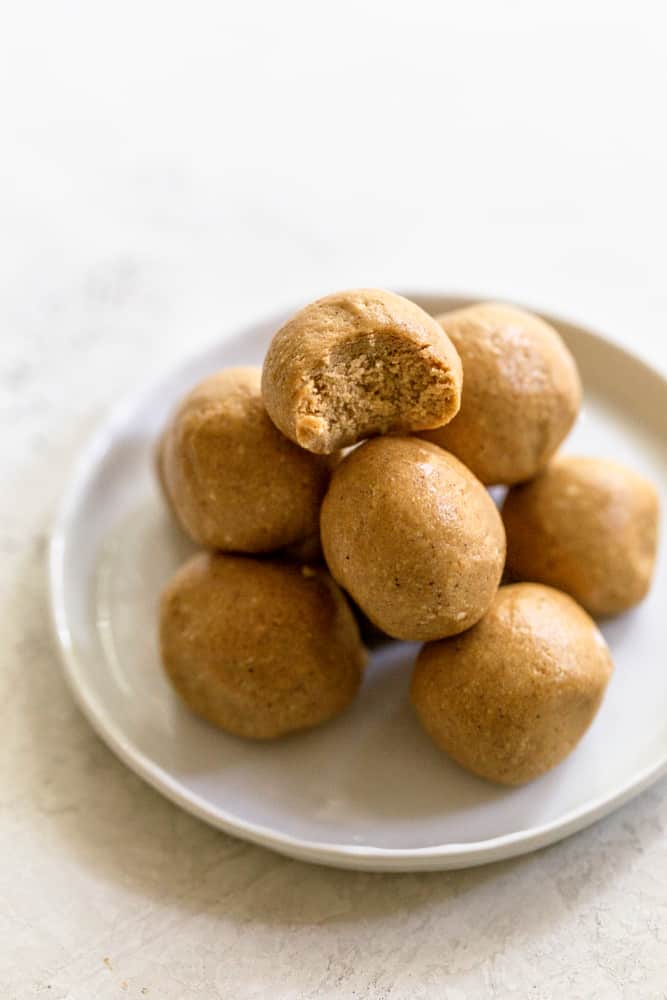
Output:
503 456 660 617
411 584 613 785
262 288 462 454
320 437 506 641
160 553 365 739
419 302 581 485
159 367 334 552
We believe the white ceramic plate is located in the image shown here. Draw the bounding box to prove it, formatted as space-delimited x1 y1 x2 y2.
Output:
49 294 667 872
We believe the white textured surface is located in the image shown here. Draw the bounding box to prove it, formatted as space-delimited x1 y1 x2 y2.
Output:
2 2 667 997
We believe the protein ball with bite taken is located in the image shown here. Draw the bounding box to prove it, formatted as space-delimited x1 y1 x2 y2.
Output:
502 456 660 617
261 288 462 454
160 553 365 739
159 367 335 553
411 583 613 785
320 437 506 641
419 302 581 485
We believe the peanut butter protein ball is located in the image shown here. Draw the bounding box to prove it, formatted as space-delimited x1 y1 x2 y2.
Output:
160 553 365 739
262 289 462 454
502 456 660 617
320 437 505 641
411 584 613 785
159 367 334 552
420 302 581 485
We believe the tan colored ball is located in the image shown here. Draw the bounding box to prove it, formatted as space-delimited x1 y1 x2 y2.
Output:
261 288 462 454
411 583 613 785
320 437 506 641
503 456 660 617
159 367 334 552
419 302 582 485
160 552 365 740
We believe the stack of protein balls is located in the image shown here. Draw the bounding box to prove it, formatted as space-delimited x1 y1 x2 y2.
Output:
157 289 660 785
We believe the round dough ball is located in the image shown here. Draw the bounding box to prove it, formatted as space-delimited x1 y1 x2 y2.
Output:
262 288 462 454
320 437 506 641
160 553 365 739
502 456 660 617
411 583 613 785
419 302 581 485
159 367 334 552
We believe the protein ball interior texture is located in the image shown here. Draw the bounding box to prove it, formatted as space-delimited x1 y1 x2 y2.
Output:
411 583 613 785
261 288 463 455
160 552 365 740
503 456 660 617
419 302 582 485
159 367 334 552
320 437 506 641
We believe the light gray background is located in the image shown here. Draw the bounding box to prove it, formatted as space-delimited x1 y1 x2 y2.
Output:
2 2 666 997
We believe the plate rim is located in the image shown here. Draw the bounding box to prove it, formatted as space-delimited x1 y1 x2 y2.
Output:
48 291 667 871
